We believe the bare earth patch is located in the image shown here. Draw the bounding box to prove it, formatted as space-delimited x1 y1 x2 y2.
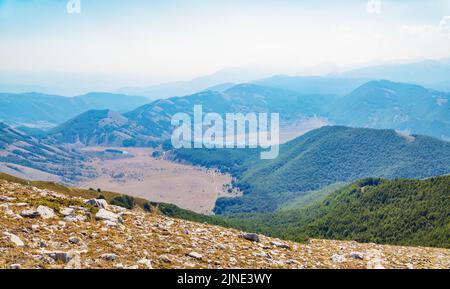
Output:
77 148 240 215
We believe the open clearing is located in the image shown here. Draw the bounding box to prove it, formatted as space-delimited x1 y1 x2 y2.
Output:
76 147 239 215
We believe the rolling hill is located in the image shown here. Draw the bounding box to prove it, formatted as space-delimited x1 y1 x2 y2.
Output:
327 80 450 140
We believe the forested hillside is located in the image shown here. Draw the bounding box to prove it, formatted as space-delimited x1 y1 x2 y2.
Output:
173 126 450 214
223 176 450 249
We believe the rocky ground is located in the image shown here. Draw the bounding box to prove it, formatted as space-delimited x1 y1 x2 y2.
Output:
0 180 449 269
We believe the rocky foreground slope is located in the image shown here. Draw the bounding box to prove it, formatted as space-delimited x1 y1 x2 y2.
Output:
0 180 449 269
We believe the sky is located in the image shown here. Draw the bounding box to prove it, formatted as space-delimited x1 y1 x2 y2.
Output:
1 0 450 94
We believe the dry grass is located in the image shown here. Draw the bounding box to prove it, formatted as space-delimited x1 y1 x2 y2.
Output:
76 147 240 214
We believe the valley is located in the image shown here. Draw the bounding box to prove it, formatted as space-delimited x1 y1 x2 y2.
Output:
3 1 450 272
76 147 239 215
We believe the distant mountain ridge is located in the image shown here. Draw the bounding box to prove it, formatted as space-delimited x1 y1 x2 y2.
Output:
0 92 150 127
74 92 149 112
45 79 450 146
252 75 368 95
116 67 278 99
339 59 450 92
2 77 450 148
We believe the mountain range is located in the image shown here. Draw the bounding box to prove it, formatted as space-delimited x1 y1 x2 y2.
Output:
116 66 278 99
115 59 450 100
47 84 335 146
38 80 450 146
2 75 450 144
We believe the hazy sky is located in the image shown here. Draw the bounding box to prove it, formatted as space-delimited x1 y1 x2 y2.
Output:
1 0 450 93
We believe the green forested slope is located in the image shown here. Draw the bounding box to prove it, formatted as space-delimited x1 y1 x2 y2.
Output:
223 176 450 248
183 126 450 214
